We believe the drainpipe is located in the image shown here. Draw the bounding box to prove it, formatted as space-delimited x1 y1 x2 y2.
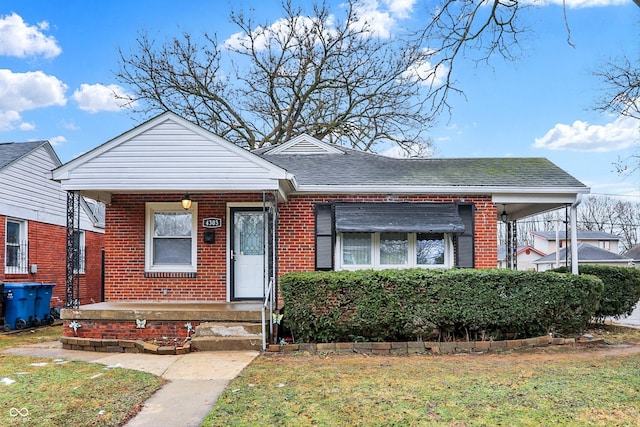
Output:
570 195 582 275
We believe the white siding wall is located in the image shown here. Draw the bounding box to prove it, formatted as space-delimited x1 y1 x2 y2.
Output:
64 119 282 191
0 146 101 232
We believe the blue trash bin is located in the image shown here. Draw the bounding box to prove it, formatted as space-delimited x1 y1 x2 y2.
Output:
34 283 56 325
3 283 38 330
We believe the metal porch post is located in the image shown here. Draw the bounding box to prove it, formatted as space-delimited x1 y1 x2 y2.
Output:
65 191 80 308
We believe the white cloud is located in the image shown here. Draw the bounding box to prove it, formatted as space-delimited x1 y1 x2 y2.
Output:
381 142 433 158
382 0 417 19
223 0 416 50
533 115 639 152
402 55 448 87
0 69 67 130
72 83 137 113
48 135 66 146
18 121 34 131
0 13 62 58
351 0 397 38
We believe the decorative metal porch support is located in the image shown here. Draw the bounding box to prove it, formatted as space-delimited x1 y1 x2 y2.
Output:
65 191 81 308
505 220 518 270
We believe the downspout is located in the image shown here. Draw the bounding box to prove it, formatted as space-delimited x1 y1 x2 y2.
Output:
570 195 582 274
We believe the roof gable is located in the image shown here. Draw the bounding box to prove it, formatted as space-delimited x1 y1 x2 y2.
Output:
0 141 52 171
52 112 290 195
264 134 345 155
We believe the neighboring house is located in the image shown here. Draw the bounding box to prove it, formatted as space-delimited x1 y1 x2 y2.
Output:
530 230 621 255
497 245 546 271
0 141 105 308
532 243 633 272
51 112 589 344
623 245 640 269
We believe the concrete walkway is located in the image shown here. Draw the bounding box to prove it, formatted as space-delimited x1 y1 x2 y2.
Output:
1 341 259 427
614 303 640 328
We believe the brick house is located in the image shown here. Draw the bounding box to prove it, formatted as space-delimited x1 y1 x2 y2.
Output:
52 112 589 349
0 141 105 313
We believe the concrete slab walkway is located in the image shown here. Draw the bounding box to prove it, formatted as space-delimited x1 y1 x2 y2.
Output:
1 341 259 427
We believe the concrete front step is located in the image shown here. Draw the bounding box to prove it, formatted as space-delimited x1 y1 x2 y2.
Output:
191 336 263 351
195 322 263 337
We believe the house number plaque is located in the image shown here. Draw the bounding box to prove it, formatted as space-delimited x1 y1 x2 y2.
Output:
202 217 222 228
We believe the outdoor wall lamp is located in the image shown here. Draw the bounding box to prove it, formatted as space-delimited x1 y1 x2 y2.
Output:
181 193 192 210
501 206 508 223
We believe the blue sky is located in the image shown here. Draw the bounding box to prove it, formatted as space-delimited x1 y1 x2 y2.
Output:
1 0 638 200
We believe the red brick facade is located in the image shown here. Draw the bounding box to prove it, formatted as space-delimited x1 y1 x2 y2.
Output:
0 215 104 307
103 193 497 302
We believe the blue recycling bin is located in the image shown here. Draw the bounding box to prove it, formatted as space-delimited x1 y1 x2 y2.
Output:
34 283 56 325
3 283 38 330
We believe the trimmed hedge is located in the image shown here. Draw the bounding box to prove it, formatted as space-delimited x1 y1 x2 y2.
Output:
552 265 640 320
280 269 603 343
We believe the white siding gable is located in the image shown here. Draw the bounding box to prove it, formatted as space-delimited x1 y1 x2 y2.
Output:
0 144 102 232
265 134 344 155
53 113 290 193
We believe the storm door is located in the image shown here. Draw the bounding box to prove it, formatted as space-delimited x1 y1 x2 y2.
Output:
230 208 266 300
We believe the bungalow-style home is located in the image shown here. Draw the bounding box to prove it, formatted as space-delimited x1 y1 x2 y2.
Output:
51 112 590 349
0 141 105 315
497 245 546 271
530 230 621 255
532 242 634 272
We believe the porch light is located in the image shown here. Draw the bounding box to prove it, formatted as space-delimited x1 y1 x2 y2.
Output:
181 193 192 210
501 207 508 223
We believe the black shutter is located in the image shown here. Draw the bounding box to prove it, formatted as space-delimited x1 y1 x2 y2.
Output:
456 203 475 268
315 203 334 270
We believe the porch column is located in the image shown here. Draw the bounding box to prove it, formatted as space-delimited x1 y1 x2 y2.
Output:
570 202 579 274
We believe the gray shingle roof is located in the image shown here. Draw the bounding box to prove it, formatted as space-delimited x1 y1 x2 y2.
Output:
531 230 620 240
623 245 640 261
0 141 47 171
255 146 587 189
533 243 632 264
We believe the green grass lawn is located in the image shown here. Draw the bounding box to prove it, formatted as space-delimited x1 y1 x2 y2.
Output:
204 325 640 427
0 325 164 427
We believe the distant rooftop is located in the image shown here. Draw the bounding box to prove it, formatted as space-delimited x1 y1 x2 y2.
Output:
531 230 620 241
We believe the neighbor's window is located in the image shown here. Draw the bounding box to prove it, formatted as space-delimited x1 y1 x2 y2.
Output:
73 230 86 274
339 232 450 270
5 219 27 274
145 203 197 272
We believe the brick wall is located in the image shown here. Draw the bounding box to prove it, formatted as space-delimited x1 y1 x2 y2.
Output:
0 215 104 307
104 193 497 302
277 194 498 274
63 319 199 341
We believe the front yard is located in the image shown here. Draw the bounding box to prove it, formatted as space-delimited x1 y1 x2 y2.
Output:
204 325 640 426
0 325 164 426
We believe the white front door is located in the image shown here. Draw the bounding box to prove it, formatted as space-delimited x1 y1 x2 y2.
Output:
231 209 265 300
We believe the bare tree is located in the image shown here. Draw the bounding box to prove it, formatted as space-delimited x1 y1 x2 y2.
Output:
415 0 527 116
579 196 640 252
593 55 640 175
116 1 435 152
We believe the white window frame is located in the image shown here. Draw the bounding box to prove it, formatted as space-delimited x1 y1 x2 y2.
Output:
5 219 28 274
145 202 198 273
336 232 453 271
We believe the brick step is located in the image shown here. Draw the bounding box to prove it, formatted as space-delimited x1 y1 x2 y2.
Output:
191 336 263 351
195 322 262 337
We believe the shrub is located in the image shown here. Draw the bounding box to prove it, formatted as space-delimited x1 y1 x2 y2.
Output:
280 269 603 343
552 265 640 320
